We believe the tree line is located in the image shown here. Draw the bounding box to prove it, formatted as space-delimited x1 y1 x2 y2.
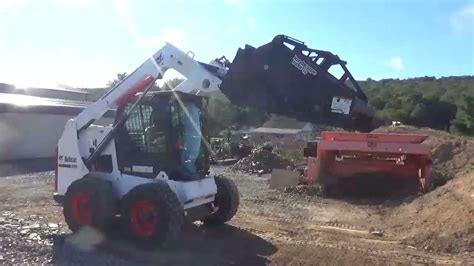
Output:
361 76 474 136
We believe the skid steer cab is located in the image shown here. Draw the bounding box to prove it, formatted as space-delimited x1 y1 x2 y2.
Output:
54 90 239 247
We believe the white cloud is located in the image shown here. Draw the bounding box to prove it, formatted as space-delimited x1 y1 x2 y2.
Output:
450 4 474 32
0 0 25 12
226 25 243 34
224 0 240 6
113 0 189 52
247 17 256 29
0 26 190 88
143 28 189 51
0 48 124 88
112 0 191 86
113 0 141 42
0 0 120 88
386 56 404 71
0 0 26 34
48 0 104 8
226 17 255 34
224 0 246 10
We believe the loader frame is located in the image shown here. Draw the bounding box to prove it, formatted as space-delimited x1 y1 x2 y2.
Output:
304 131 432 192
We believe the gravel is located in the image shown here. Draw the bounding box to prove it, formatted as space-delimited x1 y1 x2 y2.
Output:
0 211 65 264
283 184 320 196
230 148 293 175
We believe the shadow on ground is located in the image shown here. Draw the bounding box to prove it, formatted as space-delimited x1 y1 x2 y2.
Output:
332 175 422 206
53 223 277 266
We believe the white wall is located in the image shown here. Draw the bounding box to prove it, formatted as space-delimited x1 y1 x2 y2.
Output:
0 113 113 161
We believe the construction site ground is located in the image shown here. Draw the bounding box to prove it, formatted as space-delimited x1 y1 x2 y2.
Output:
0 126 472 265
0 166 471 265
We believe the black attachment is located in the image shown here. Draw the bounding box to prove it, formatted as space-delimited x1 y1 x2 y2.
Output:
220 35 377 132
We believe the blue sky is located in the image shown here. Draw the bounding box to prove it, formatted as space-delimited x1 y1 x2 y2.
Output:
0 0 473 88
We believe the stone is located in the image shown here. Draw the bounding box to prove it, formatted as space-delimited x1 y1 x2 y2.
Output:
47 223 59 229
30 223 40 229
369 229 384 237
28 233 39 240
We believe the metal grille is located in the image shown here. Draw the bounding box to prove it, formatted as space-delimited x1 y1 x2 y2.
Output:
124 104 153 152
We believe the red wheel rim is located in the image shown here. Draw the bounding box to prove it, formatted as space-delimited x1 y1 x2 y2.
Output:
71 192 92 224
130 200 158 237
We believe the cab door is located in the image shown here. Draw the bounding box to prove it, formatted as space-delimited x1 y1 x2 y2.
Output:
115 103 169 178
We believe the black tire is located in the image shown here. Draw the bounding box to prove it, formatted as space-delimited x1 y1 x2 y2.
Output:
121 182 184 247
203 175 239 226
63 177 116 232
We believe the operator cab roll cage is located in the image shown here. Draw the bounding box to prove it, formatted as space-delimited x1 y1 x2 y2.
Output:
114 91 210 181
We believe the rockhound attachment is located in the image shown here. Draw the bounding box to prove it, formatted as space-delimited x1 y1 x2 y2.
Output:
221 35 379 132
303 131 433 193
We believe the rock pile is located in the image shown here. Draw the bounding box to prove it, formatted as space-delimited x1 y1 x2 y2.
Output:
230 148 293 175
0 210 136 265
0 211 66 264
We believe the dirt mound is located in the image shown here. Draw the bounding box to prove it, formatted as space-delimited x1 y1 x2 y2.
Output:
373 125 474 185
373 126 474 253
389 170 474 253
230 148 293 175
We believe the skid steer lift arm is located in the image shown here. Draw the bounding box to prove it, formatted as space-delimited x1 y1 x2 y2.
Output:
58 43 225 180
75 43 224 133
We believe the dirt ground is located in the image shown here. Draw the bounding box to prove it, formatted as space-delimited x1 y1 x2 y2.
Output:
0 125 472 265
0 166 472 265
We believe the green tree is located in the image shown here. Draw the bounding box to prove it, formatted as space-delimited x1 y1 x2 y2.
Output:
452 95 474 136
207 92 239 135
207 92 267 136
360 76 474 134
162 78 185 91
369 96 386 110
107 72 161 91
107 72 127 88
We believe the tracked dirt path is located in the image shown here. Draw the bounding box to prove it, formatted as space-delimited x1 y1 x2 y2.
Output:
226 169 472 265
0 167 472 265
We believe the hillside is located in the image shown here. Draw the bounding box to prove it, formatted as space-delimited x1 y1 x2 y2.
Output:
360 76 474 135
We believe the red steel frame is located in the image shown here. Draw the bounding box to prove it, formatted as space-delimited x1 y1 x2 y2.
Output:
304 131 432 192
